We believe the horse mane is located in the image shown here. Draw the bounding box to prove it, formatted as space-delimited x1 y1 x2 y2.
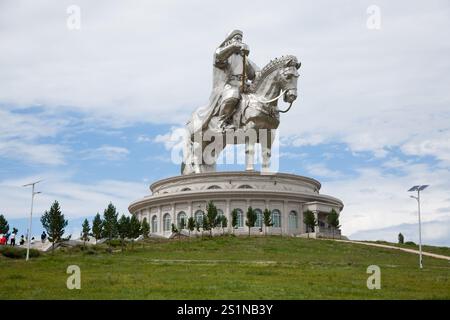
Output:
249 55 298 92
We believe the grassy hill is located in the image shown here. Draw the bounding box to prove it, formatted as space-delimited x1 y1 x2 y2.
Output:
363 240 450 257
0 236 449 299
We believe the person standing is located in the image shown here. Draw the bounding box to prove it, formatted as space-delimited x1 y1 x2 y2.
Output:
10 232 15 246
41 231 47 243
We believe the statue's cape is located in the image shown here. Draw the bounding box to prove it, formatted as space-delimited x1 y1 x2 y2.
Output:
188 55 259 135
189 59 226 135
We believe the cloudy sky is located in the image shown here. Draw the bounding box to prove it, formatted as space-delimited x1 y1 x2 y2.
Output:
1 0 449 245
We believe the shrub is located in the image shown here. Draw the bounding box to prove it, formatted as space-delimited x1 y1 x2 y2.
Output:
398 233 404 244
404 241 417 246
108 239 124 247
84 248 97 255
0 247 40 259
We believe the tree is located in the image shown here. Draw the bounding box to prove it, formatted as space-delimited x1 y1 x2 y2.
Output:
187 217 195 237
220 215 228 235
117 214 130 251
205 201 220 237
231 209 239 234
141 217 150 239
195 220 201 236
40 201 68 252
179 217 186 230
303 210 317 238
92 213 103 243
398 232 404 244
102 203 119 243
263 208 273 236
245 206 257 236
81 218 90 247
327 209 341 239
129 215 141 249
201 215 209 237
171 223 181 240
0 214 9 234
179 217 186 236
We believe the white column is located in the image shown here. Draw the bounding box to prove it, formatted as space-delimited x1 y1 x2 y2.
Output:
226 199 231 233
188 201 192 218
299 204 304 233
158 205 163 234
171 203 175 229
282 201 288 235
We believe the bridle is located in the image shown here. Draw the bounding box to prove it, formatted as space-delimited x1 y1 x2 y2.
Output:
255 88 295 113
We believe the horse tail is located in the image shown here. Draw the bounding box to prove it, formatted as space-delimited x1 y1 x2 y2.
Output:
181 123 195 175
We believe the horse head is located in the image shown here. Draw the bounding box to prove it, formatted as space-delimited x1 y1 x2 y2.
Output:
250 55 301 106
278 56 301 104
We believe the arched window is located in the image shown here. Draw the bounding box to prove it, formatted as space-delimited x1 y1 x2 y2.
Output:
289 210 298 229
234 209 244 228
207 185 221 189
195 210 204 226
272 209 281 228
151 215 158 233
163 213 171 231
254 209 263 228
217 209 224 221
177 211 187 228
181 187 191 191
238 185 253 189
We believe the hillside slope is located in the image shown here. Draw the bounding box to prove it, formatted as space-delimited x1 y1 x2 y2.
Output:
0 236 449 299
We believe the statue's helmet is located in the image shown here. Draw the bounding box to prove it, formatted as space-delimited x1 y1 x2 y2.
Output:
219 29 243 47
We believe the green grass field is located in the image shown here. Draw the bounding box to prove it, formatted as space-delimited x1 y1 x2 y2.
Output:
0 236 449 299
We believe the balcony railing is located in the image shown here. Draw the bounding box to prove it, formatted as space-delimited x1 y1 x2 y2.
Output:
316 226 341 236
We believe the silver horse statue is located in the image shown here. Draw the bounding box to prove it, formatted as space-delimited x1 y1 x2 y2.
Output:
182 55 300 175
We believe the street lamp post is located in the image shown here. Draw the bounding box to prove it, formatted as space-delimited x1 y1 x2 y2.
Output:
408 184 429 269
23 180 42 261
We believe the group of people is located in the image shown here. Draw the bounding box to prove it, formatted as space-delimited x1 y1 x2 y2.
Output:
0 231 47 246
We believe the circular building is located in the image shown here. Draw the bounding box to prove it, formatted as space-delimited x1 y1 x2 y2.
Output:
129 171 344 238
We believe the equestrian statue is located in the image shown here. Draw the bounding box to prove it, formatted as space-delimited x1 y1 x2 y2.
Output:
181 29 301 175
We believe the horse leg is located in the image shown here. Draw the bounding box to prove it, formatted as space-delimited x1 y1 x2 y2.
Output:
245 139 255 171
245 121 256 171
191 140 202 173
261 129 274 173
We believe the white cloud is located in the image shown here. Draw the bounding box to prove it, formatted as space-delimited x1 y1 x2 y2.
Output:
401 131 450 165
154 127 186 150
321 163 450 240
0 109 67 165
136 135 152 143
350 217 450 247
381 157 413 169
0 172 148 219
0 140 66 165
81 145 129 161
279 151 307 159
304 163 344 179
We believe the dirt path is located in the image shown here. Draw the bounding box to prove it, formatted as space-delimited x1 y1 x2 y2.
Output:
331 239 450 261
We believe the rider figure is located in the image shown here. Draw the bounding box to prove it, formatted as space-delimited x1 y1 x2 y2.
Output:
214 30 258 130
